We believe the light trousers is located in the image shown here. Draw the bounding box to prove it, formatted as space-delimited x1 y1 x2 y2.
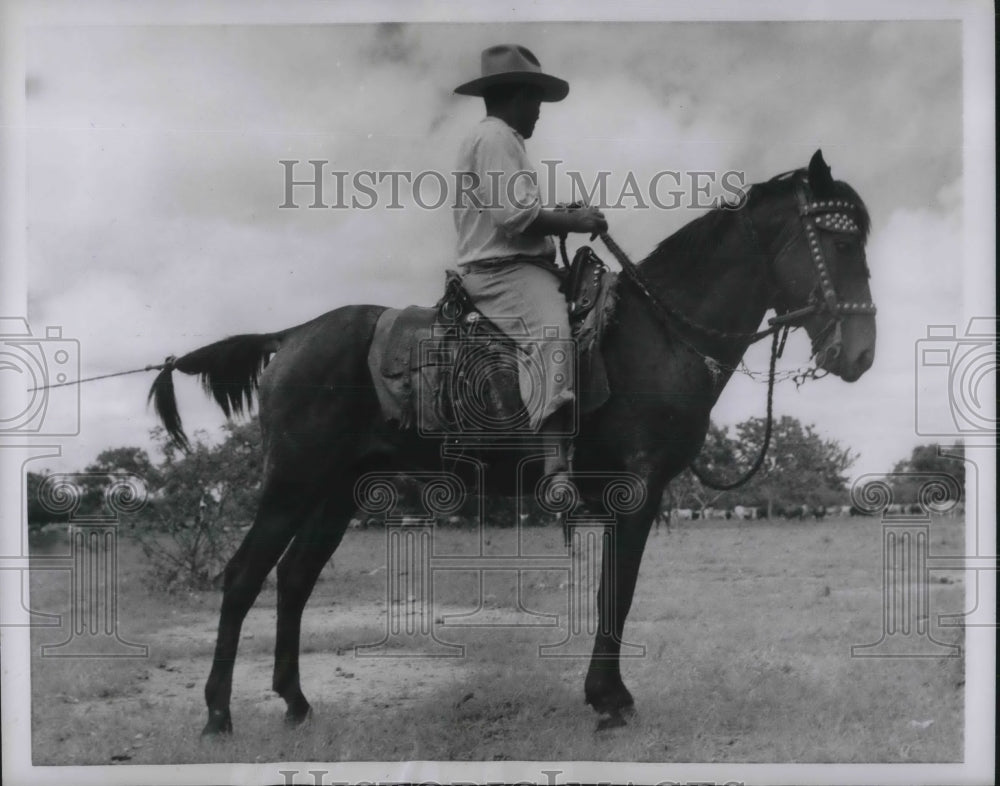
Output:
459 258 575 431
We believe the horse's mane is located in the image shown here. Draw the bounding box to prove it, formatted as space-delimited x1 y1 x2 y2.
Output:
639 168 871 277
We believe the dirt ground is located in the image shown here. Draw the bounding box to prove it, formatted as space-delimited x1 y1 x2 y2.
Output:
27 516 967 765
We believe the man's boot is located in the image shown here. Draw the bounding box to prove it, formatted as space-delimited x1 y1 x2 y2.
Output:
539 407 576 512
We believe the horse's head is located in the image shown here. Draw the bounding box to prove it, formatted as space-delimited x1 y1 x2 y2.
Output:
764 150 877 382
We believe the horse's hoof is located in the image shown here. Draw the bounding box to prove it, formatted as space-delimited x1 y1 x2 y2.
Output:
200 708 233 737
585 686 635 716
284 705 313 728
595 711 628 731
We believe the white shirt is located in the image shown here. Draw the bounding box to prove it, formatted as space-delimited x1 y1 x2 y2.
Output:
453 116 556 265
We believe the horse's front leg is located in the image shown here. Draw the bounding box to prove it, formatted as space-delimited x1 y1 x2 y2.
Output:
583 471 663 723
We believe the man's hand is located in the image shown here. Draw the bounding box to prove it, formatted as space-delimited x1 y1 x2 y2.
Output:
526 203 608 239
571 206 608 240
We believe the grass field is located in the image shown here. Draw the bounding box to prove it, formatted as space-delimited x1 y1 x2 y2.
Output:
28 514 965 764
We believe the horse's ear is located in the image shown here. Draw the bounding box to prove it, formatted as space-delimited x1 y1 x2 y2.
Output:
808 149 835 194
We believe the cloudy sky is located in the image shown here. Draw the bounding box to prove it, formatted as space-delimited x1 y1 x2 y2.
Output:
13 15 987 482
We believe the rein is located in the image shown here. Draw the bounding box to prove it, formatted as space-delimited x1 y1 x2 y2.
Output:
574 181 875 491
690 329 781 490
602 231 783 343
591 228 784 491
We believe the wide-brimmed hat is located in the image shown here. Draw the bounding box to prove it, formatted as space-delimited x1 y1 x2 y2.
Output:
454 44 569 102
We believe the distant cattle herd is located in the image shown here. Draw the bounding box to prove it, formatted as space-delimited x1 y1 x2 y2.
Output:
653 500 965 530
349 497 965 530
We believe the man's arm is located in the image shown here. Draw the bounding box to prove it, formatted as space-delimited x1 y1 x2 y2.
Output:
524 205 608 239
474 124 608 239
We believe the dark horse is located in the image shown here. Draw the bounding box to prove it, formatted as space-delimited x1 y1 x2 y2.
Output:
149 151 876 735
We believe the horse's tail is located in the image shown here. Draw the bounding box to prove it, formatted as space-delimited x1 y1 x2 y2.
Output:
147 331 285 450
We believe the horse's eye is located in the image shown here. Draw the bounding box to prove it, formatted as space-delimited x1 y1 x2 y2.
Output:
834 239 853 253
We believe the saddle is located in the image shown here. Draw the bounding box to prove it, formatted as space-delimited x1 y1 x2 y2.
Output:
367 247 617 435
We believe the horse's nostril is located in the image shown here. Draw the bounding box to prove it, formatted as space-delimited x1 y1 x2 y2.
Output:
857 348 873 370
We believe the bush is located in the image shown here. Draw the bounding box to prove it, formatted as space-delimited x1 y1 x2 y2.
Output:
131 516 243 593
129 420 262 592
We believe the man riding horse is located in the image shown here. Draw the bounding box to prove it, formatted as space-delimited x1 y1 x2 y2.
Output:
452 44 608 495
147 45 877 734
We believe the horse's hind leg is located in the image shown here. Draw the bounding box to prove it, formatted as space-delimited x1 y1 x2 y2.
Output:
272 489 355 725
202 479 310 736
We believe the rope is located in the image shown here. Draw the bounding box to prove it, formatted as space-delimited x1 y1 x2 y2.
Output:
559 234 571 268
26 356 176 393
689 329 780 490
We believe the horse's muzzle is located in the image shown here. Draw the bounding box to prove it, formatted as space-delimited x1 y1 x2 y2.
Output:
816 320 875 382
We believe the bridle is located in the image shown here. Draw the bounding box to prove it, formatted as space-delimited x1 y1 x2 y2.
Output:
775 180 877 366
789 182 878 320
573 173 877 490
585 174 877 346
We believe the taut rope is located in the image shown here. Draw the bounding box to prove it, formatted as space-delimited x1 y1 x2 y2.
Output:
26 356 176 393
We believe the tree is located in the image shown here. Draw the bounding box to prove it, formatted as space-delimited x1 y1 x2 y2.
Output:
26 448 158 534
26 470 67 531
663 424 741 514
889 442 964 504
133 419 264 591
69 446 160 518
85 446 159 481
717 416 856 518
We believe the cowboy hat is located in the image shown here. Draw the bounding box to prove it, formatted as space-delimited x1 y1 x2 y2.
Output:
454 44 569 102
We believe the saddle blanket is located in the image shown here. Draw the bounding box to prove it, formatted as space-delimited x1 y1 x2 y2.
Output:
367 271 617 435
